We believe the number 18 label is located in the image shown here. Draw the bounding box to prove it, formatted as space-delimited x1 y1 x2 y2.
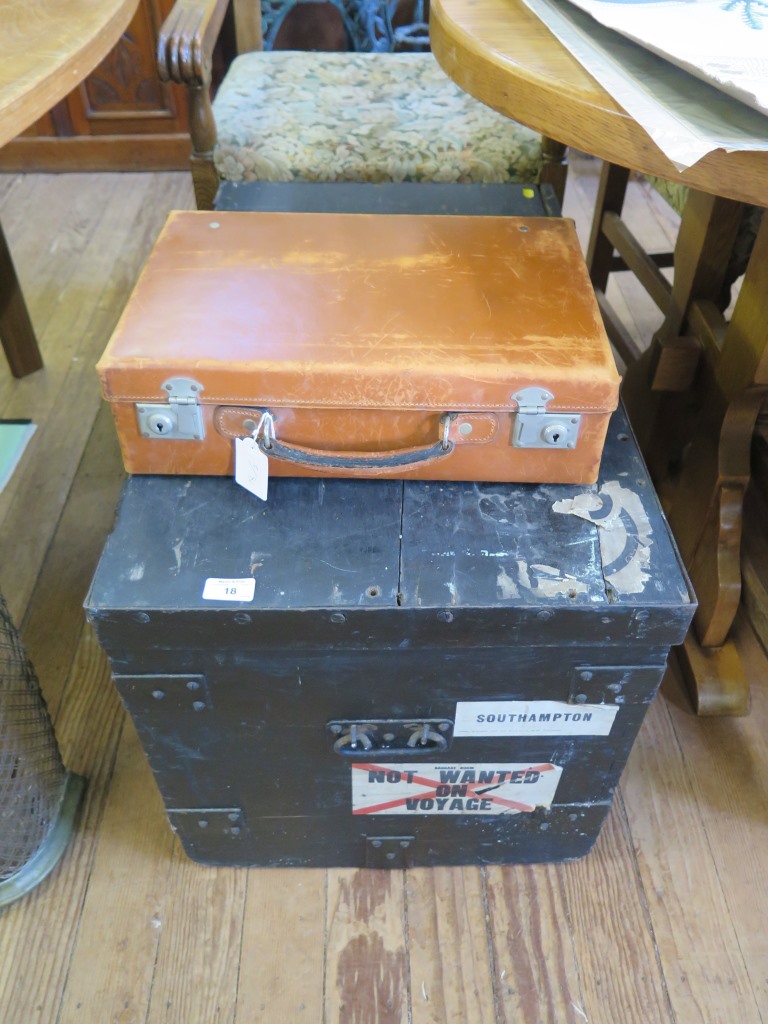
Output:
202 577 256 602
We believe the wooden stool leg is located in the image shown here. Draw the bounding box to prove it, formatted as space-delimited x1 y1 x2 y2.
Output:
0 219 43 378
585 163 645 367
586 161 629 293
539 137 568 209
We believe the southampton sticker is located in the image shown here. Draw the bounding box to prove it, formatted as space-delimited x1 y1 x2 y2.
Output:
454 700 619 737
351 762 562 816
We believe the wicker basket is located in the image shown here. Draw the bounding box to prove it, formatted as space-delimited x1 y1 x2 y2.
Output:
0 594 84 906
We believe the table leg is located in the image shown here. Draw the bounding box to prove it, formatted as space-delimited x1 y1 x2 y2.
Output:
0 217 43 378
621 189 743 474
623 202 768 714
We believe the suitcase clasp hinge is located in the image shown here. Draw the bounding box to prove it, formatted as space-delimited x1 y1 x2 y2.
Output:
511 387 581 450
136 377 206 441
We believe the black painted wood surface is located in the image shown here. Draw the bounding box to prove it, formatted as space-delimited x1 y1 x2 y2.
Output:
88 407 691 618
86 407 695 867
215 180 561 218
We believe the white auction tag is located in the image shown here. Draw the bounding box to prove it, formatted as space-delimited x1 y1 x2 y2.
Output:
235 437 269 501
202 577 256 602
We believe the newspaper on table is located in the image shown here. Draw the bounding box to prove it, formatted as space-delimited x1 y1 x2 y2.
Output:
565 0 768 116
520 0 768 170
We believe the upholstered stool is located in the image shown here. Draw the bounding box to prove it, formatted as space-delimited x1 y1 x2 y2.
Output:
214 51 546 184
157 18 567 210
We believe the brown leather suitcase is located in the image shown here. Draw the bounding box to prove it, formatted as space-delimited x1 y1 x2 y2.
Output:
97 211 620 484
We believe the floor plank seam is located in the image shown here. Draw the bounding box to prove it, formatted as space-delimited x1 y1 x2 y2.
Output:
479 865 503 1024
661 697 768 1020
614 784 678 1024
142 841 184 1024
53 712 127 1024
231 867 250 1024
321 868 329 1024
401 869 414 1024
553 864 590 1024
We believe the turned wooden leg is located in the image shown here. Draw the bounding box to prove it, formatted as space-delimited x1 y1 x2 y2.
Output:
0 218 43 378
188 85 220 211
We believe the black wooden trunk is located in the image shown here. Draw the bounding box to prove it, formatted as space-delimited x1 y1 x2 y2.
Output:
86 407 695 867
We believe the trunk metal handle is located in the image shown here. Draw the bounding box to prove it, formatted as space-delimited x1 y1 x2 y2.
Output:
328 719 453 757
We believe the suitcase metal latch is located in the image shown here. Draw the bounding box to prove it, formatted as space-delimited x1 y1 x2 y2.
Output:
136 377 206 441
511 387 581 449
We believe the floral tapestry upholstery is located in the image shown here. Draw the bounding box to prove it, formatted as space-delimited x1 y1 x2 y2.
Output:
645 175 687 215
213 51 544 184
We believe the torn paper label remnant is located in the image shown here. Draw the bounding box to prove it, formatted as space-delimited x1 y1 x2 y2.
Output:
553 480 652 595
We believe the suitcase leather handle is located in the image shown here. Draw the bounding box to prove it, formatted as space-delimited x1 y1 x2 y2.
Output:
254 413 455 474
259 435 454 472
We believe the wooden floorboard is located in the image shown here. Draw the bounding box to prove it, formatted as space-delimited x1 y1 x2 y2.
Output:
1 166 767 1024
406 867 496 1024
236 867 325 1021
484 863 583 1023
621 681 763 1024
0 630 125 1024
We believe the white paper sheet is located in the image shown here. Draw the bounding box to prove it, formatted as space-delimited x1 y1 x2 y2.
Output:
521 0 768 170
564 0 768 116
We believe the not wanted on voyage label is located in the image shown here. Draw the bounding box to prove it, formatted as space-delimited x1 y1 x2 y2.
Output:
351 762 563 816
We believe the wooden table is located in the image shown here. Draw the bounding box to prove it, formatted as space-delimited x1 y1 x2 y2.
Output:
0 0 138 377
432 0 768 715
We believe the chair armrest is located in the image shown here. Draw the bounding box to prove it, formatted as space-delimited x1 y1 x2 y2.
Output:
157 0 231 86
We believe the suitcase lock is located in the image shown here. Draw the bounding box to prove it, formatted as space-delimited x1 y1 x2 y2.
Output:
512 388 581 449
136 377 206 441
328 718 453 757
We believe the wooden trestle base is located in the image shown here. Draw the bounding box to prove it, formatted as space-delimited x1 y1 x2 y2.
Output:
622 201 768 716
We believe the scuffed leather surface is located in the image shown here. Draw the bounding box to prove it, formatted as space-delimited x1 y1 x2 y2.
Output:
213 407 499 446
110 401 611 483
100 210 620 483
100 211 619 405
